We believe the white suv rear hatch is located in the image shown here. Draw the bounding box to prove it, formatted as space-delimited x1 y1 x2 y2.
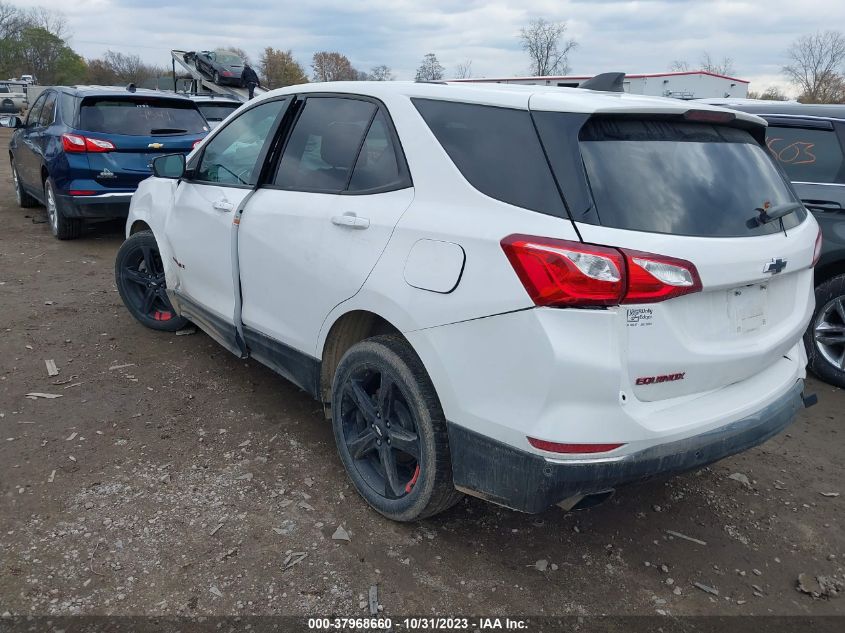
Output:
535 110 818 402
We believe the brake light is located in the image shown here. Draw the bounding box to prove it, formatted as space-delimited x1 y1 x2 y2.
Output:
501 235 624 307
812 229 823 267
61 133 86 152
85 137 115 152
502 235 702 307
622 250 702 304
683 109 736 124
61 133 114 153
527 437 625 454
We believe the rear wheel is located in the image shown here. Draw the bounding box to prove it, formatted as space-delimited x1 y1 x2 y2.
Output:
44 177 81 240
115 231 188 332
331 335 462 521
10 158 37 208
213 70 220 84
805 274 845 389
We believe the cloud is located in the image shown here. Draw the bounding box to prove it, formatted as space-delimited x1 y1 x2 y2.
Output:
14 0 845 94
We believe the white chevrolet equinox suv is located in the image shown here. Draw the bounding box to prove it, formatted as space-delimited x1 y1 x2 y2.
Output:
116 80 821 521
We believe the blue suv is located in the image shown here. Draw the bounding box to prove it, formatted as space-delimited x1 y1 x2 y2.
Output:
6 85 208 239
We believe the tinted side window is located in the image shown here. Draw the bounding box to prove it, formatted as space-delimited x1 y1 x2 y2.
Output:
275 97 376 193
38 92 56 127
413 99 565 215
196 98 289 186
348 110 406 192
765 126 845 184
26 93 46 128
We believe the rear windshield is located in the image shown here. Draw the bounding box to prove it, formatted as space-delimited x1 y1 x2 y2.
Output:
766 125 845 184
197 103 240 122
78 97 208 136
576 119 805 237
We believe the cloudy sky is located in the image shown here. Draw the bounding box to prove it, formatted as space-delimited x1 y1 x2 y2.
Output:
19 0 845 95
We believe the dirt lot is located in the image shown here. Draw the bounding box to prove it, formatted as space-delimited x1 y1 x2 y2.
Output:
0 127 843 621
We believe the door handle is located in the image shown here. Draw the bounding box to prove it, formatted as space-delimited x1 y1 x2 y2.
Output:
212 199 234 212
331 212 370 230
803 200 842 213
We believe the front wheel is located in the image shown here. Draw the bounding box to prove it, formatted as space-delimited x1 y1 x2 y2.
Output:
213 70 220 84
331 335 462 521
115 231 188 332
805 274 845 388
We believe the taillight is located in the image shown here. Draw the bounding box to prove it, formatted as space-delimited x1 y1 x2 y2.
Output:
61 133 114 153
61 133 86 152
812 229 823 267
85 137 115 152
501 234 702 307
622 250 702 304
501 235 624 307
527 437 625 454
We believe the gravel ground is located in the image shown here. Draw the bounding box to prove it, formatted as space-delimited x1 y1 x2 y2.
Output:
1 127 843 620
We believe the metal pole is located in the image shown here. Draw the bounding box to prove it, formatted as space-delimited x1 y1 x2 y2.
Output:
172 58 177 92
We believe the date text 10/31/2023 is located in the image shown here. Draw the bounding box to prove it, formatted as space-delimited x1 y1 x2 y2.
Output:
307 617 530 630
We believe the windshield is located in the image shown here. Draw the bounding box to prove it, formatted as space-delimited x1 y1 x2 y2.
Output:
78 97 208 136
577 119 805 237
198 103 240 122
215 53 242 65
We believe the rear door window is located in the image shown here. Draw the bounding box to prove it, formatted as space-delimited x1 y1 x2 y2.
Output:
78 97 208 136
274 97 376 193
765 125 845 184
413 99 565 215
571 118 804 237
348 110 407 192
38 92 56 127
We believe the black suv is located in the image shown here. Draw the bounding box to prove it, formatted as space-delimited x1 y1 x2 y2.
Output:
704 100 845 388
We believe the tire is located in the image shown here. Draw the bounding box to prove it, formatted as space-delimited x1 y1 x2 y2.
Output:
114 231 189 332
331 335 462 521
804 274 845 388
10 158 37 208
44 177 81 240
213 70 220 84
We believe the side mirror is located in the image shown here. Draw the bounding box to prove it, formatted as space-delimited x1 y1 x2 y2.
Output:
0 116 22 128
152 153 186 179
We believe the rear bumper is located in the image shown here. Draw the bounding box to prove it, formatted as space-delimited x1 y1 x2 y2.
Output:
58 192 132 219
448 379 806 513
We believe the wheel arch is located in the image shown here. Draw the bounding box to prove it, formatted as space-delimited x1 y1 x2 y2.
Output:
318 310 404 408
815 258 845 287
129 220 152 235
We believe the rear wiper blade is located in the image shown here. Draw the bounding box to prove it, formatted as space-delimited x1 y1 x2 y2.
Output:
747 202 803 228
150 128 188 135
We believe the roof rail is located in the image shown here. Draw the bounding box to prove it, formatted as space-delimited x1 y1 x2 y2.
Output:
579 72 625 93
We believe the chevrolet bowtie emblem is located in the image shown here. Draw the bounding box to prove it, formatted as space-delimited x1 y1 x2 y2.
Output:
148 142 164 149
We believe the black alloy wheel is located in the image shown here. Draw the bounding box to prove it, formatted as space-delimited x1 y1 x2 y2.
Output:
339 364 422 500
115 231 188 331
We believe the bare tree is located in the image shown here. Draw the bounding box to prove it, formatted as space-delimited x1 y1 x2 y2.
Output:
783 30 845 103
415 53 444 82
369 64 394 81
311 51 358 82
669 52 734 75
700 51 735 75
259 48 308 88
519 18 577 76
454 59 473 79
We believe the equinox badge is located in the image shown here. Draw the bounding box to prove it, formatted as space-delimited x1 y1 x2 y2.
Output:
763 258 788 275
